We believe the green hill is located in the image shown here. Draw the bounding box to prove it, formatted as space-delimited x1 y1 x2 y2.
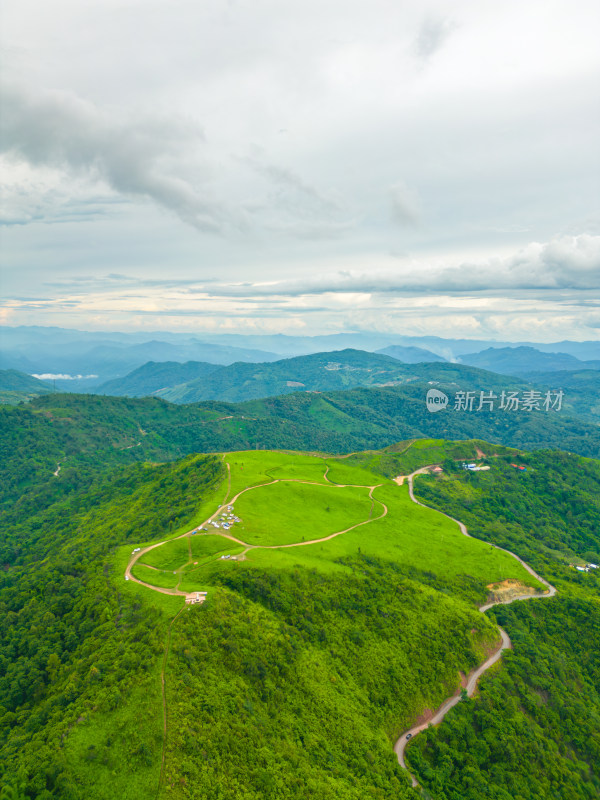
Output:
153 348 540 404
1 439 599 798
95 360 220 397
405 449 600 798
0 368 53 404
460 345 600 375
518 368 600 426
3 382 600 528
375 344 447 363
154 348 418 403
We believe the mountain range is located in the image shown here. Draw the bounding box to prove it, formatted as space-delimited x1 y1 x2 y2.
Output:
1 326 598 392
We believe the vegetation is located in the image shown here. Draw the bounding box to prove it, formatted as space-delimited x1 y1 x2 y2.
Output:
2 384 599 535
96 360 220 398
406 597 600 800
402 449 600 798
0 369 53 405
2 425 599 799
231 481 373 546
0 454 224 799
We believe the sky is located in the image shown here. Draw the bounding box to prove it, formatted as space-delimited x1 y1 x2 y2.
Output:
1 0 599 342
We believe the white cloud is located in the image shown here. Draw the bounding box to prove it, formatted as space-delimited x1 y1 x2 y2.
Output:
0 82 230 233
1 0 599 341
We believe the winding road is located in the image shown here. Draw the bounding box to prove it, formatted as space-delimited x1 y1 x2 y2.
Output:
125 463 387 600
125 455 556 793
393 467 557 788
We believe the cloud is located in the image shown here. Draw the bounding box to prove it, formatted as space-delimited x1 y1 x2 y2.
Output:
204 234 600 295
413 16 456 63
0 81 229 233
238 152 355 239
389 181 422 227
32 373 98 380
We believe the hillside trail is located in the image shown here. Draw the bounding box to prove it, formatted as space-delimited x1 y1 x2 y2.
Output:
156 605 185 799
123 462 392 797
125 472 386 598
393 467 557 788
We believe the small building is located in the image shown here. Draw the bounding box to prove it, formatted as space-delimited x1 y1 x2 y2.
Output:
185 592 208 605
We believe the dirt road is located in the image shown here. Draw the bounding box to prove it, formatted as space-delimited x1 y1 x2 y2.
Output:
393 467 556 787
125 473 386 597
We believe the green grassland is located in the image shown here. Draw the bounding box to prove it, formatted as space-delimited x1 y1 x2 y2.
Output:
190 533 244 560
217 482 541 593
267 457 330 483
224 450 291 497
232 481 375 546
324 457 386 486
135 449 541 597
139 536 190 571
132 563 181 589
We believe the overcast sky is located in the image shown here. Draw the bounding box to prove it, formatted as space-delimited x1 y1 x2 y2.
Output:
1 0 599 341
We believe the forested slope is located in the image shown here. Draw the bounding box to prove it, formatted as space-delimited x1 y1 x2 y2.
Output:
2 426 600 798
2 444 510 799
2 384 599 525
404 452 600 798
0 454 224 798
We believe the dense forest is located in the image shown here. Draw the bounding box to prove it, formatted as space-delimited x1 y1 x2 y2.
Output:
404 452 600 798
0 455 224 798
1 423 599 798
2 383 600 520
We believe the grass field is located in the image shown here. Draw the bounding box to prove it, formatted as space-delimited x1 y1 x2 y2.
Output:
130 447 543 598
324 457 388 486
190 534 244 560
132 562 181 589
215 481 541 592
232 480 375 546
140 536 190 571
224 450 285 497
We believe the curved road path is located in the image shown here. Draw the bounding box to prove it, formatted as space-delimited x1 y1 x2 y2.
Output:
394 467 557 787
125 465 387 598
126 457 556 792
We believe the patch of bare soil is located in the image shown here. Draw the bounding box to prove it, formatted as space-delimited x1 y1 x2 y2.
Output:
486 579 537 603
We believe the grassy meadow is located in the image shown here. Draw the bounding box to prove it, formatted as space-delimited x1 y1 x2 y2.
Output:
131 447 542 597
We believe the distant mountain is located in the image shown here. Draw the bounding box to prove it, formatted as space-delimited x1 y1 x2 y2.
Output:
193 332 600 361
0 326 280 390
0 369 52 393
0 369 53 404
518 369 600 426
159 348 566 405
154 348 506 404
154 349 409 403
3 325 598 372
459 346 600 375
96 360 220 397
375 345 447 363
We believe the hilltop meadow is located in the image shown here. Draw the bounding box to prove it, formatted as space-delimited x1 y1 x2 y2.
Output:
0 436 598 799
